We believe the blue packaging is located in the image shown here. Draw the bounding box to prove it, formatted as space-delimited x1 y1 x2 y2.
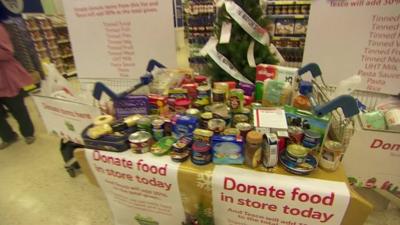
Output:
173 115 198 138
211 135 244 164
114 95 149 119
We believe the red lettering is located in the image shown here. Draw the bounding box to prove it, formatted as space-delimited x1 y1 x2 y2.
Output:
370 139 383 148
224 177 236 190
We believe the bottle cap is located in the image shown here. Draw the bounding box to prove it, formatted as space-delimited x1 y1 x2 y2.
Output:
246 131 263 144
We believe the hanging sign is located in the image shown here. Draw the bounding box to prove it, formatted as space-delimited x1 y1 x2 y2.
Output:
1 0 24 14
225 1 270 46
202 37 253 84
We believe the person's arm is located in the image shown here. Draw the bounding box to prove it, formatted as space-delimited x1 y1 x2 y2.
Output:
0 24 14 61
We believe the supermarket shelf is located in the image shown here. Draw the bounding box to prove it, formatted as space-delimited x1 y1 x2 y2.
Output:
61 54 73 59
63 70 77 79
36 48 47 52
269 14 309 19
32 38 44 42
267 0 311 5
272 36 305 41
277 46 304 50
57 39 70 44
53 24 67 28
27 27 40 31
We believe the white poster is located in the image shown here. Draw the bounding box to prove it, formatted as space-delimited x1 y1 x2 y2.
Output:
85 149 186 225
212 166 350 225
343 120 400 198
63 0 177 79
32 95 100 144
303 1 400 95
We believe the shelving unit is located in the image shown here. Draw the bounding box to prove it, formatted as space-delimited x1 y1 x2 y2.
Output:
23 14 77 79
184 0 216 72
265 0 311 64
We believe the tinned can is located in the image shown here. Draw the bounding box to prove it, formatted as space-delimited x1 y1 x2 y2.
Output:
208 118 226 134
191 141 212 165
200 112 213 129
129 131 152 153
212 88 226 103
186 108 201 118
163 118 173 136
235 122 252 139
232 114 249 127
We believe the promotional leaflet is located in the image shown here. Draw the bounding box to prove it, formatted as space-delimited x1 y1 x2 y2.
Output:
303 1 400 95
85 149 186 225
32 96 100 143
63 0 177 79
212 166 350 225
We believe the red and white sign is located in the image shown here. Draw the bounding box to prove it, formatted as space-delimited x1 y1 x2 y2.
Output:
343 119 400 198
32 95 100 144
63 0 177 79
212 166 350 225
303 1 400 95
85 149 186 225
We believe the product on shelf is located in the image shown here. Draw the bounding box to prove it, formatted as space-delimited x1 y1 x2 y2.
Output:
275 18 294 36
23 14 76 76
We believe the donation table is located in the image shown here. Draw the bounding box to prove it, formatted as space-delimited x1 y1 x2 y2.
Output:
75 148 372 225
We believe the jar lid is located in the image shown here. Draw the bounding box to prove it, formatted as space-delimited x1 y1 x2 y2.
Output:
212 88 225 94
152 119 164 127
246 131 263 143
186 108 200 115
194 75 207 83
129 131 151 143
287 144 309 158
235 122 252 131
201 112 213 120
324 140 344 152
192 141 211 152
175 98 191 106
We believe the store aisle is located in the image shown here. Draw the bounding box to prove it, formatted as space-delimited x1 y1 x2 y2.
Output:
0 97 399 225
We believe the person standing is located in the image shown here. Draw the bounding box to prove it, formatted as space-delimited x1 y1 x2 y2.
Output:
0 22 35 149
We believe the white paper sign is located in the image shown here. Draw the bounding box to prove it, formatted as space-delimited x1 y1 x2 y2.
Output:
85 149 186 225
212 166 350 225
63 0 177 79
32 95 100 144
303 1 400 95
343 120 400 198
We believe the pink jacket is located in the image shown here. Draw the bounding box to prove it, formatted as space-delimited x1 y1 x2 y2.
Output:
0 23 33 97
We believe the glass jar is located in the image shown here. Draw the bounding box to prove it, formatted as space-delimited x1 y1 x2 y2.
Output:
245 131 263 168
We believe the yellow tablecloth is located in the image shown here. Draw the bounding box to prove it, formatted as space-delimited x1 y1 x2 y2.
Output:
74 148 373 225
